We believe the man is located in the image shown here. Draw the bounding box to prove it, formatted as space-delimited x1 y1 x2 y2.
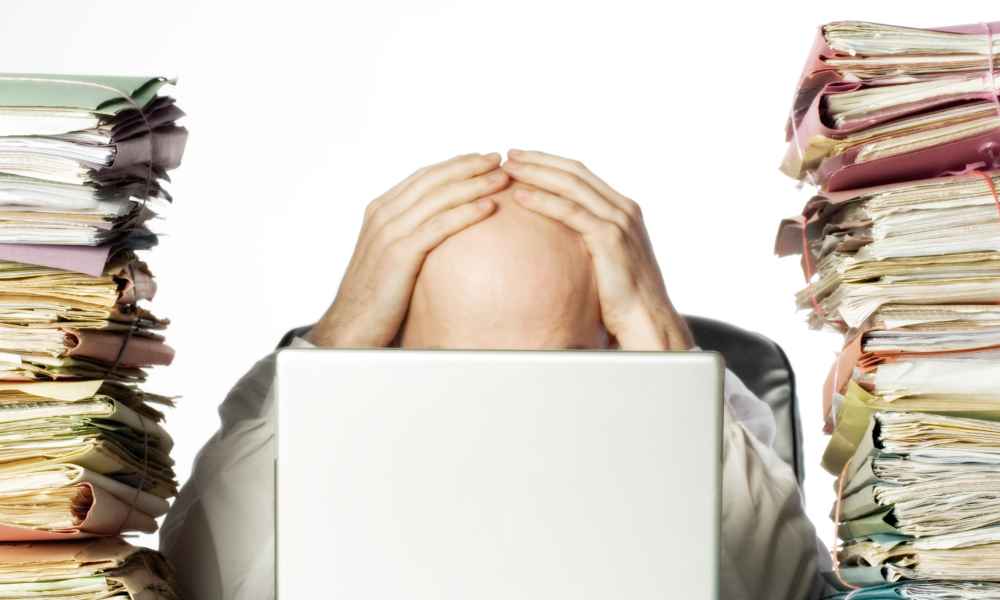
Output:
161 150 829 599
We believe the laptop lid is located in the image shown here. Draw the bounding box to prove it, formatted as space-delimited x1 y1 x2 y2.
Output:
276 349 723 599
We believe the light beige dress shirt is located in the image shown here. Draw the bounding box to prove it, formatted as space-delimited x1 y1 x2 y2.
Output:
160 338 829 600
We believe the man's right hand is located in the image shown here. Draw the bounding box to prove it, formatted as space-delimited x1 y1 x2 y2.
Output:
306 153 507 347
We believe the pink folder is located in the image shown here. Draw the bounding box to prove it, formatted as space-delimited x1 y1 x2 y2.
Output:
789 21 1000 129
0 244 109 276
67 329 175 367
0 481 157 542
784 21 1000 191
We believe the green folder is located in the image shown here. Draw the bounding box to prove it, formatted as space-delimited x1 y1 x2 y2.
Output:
823 381 876 475
825 581 1000 599
823 581 906 599
823 381 1000 475
0 74 170 114
823 566 895 592
839 508 901 540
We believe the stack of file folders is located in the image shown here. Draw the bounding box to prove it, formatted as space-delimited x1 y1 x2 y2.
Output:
0 538 179 599
0 73 186 599
784 20 1000 192
778 21 1000 600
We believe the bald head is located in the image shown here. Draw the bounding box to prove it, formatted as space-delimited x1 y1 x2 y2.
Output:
399 182 609 349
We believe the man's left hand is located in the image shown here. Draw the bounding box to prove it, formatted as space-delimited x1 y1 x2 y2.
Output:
501 149 693 351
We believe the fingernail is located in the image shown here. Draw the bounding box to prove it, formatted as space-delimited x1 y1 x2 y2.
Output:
483 152 501 162
502 160 520 170
488 170 507 182
477 198 495 210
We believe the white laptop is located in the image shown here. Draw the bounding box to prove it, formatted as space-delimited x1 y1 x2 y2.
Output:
275 349 723 599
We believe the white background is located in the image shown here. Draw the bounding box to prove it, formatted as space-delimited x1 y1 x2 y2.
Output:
0 0 990 554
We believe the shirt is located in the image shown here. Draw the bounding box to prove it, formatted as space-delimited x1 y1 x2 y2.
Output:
160 338 829 600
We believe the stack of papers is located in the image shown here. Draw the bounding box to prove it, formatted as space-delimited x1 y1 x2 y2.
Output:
824 582 1000 600
0 379 175 539
777 172 1000 328
775 171 1000 431
817 21 1000 79
824 413 1000 586
0 74 184 597
0 255 170 381
0 74 186 278
0 537 178 599
0 75 184 182
779 21 1000 597
784 21 1000 191
841 412 1000 527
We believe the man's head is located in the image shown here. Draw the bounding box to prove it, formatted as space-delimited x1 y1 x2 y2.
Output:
399 182 609 349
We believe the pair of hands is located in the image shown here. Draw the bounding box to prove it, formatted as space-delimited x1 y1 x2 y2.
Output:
305 150 693 351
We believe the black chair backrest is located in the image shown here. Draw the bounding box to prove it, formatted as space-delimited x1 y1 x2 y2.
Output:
685 315 804 483
278 317 805 483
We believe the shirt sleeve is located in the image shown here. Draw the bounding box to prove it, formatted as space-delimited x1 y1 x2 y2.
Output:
160 337 313 600
723 367 777 449
719 370 830 600
689 344 777 448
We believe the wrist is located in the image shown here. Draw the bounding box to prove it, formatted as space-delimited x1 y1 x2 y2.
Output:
305 308 380 348
302 318 345 347
612 305 693 351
